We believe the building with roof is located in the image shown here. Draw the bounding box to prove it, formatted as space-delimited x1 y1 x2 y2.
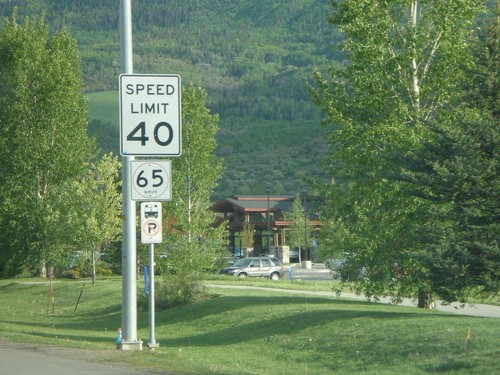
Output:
210 194 320 261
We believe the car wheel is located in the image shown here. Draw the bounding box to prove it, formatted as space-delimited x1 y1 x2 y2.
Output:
238 273 247 279
270 272 280 281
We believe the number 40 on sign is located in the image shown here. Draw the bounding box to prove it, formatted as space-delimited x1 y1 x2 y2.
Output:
120 74 182 156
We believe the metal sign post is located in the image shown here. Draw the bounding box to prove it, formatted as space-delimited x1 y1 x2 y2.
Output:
140 202 162 349
119 0 181 353
147 243 158 349
119 0 141 351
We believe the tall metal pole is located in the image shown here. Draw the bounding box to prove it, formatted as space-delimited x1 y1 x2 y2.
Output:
120 0 140 350
266 189 270 254
303 192 307 261
148 243 158 349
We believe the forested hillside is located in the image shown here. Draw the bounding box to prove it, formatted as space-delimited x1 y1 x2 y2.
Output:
0 0 341 199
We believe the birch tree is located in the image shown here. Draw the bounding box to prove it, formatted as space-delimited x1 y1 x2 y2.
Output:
309 0 485 304
399 3 499 302
60 153 122 283
162 83 225 275
285 195 313 264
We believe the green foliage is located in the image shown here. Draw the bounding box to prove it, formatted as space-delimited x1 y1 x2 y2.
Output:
0 12 96 276
139 274 207 311
399 98 499 300
0 0 333 199
59 269 81 279
285 194 314 259
163 84 226 257
159 84 227 297
394 3 500 303
310 1 487 303
241 221 255 249
95 266 114 277
465 1 500 117
59 153 122 283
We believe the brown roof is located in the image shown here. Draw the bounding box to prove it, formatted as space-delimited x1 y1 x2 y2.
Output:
210 195 296 213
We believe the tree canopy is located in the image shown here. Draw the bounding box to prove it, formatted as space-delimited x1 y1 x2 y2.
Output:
310 0 495 304
0 12 96 276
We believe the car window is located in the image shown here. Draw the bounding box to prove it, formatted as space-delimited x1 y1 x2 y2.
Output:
233 258 252 267
250 259 261 267
261 258 272 267
268 257 282 266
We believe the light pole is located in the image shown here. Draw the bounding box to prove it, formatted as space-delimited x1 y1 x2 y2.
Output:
266 189 270 254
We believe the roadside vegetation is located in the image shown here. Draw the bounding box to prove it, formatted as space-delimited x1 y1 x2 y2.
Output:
0 3 497 361
0 278 498 375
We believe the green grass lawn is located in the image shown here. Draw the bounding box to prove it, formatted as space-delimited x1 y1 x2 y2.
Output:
0 278 498 374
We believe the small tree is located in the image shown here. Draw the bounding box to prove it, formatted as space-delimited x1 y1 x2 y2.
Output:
241 221 255 254
285 195 313 263
60 153 122 283
158 83 225 307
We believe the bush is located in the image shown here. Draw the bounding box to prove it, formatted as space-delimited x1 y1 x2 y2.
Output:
60 269 81 279
138 273 206 311
95 266 114 277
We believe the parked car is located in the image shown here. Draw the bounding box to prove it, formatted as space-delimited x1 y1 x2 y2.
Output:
219 256 284 281
224 256 241 267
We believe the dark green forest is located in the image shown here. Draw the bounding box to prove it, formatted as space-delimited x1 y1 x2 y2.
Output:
0 0 341 199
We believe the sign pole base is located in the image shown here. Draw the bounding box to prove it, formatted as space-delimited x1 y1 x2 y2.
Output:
117 340 143 351
147 342 159 351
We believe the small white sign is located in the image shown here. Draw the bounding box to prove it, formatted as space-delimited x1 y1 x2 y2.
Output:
120 74 181 156
140 202 162 244
131 160 171 201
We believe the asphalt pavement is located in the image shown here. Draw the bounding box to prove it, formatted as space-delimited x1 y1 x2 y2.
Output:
0 339 160 375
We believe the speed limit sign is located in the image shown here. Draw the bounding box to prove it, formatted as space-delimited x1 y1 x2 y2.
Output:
131 160 171 201
120 74 181 156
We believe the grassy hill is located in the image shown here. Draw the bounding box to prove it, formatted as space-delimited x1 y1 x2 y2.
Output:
1 277 499 374
0 0 340 199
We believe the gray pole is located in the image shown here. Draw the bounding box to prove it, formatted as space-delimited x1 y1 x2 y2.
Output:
266 189 270 253
120 0 141 350
148 243 158 349
304 192 307 261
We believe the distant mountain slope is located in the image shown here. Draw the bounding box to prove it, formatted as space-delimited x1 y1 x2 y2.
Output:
0 0 339 199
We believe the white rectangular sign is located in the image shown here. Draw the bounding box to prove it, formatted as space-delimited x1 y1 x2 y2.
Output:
120 74 181 156
140 202 163 244
131 160 171 201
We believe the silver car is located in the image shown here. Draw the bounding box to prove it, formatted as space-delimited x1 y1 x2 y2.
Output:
219 256 284 281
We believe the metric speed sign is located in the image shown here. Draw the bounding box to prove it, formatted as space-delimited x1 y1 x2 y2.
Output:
120 74 182 156
131 160 171 201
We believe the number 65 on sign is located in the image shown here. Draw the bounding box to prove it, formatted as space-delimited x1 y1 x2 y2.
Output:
120 74 182 156
131 160 171 201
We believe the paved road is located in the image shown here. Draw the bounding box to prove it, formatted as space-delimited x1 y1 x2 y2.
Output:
0 339 169 375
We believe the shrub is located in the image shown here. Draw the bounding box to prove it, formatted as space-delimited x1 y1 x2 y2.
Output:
138 273 206 311
95 266 114 277
60 269 81 279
